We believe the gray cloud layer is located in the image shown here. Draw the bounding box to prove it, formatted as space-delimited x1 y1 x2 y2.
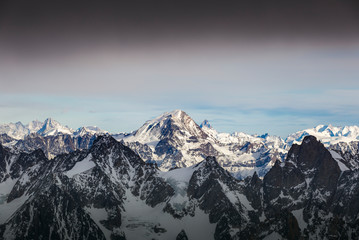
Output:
1 0 358 136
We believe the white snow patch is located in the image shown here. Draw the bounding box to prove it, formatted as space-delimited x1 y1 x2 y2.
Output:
292 208 307 230
263 231 283 240
329 150 350 171
85 206 112 239
0 178 18 204
64 154 96 178
237 193 254 211
159 165 198 186
259 212 266 222
218 181 254 211
0 194 29 224
18 173 30 185
122 190 215 240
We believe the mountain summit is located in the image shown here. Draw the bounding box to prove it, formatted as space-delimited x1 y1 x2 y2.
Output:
200 119 212 129
130 110 208 144
118 110 286 178
37 118 73 136
117 110 211 170
1 113 359 179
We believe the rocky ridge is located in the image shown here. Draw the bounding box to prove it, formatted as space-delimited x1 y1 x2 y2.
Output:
0 135 358 239
1 112 359 180
116 110 287 179
0 118 107 159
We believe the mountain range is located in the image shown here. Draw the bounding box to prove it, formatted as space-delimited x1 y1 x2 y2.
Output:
1 133 358 239
0 118 107 140
1 110 359 179
0 118 107 159
0 111 359 239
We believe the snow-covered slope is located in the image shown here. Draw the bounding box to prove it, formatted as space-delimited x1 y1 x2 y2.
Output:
285 125 359 171
1 113 359 179
1 135 359 239
117 110 287 179
0 118 106 140
0 122 29 140
115 110 210 167
0 136 259 240
119 111 359 179
286 124 359 146
329 141 359 170
36 118 73 136
0 119 108 158
26 120 43 133
120 109 208 146
73 126 108 137
0 118 72 140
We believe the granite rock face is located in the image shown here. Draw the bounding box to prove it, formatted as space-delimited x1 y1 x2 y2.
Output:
0 135 359 239
330 141 359 170
262 136 357 239
14 133 97 159
0 136 175 240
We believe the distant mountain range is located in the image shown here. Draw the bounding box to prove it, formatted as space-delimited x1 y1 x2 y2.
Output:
286 124 359 146
1 110 359 179
0 118 107 159
0 118 107 140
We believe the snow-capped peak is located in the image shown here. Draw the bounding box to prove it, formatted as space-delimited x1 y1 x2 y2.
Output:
170 109 184 118
37 118 73 136
14 121 24 128
286 124 359 146
199 119 219 140
0 121 28 140
125 110 207 146
200 119 212 129
27 120 43 132
150 109 186 123
38 118 60 132
0 118 106 140
74 126 108 137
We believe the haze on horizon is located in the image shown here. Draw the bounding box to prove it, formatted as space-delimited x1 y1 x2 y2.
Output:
0 0 359 137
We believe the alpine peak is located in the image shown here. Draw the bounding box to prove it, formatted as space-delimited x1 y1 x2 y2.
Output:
200 119 212 129
153 109 188 122
169 109 185 117
129 109 206 144
37 118 73 136
286 124 359 146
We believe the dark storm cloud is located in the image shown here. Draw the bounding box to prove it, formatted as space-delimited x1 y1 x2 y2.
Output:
1 0 359 56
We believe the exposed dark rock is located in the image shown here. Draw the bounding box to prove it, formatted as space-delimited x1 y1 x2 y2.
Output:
1 134 359 239
243 171 262 211
4 183 106 240
330 141 359 170
121 141 153 162
0 134 15 145
155 138 177 156
14 132 97 159
176 229 188 240
188 156 248 239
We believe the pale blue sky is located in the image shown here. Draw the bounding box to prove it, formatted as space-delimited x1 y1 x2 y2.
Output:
0 39 358 138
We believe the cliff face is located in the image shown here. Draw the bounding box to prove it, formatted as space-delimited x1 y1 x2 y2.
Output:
0 135 358 240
